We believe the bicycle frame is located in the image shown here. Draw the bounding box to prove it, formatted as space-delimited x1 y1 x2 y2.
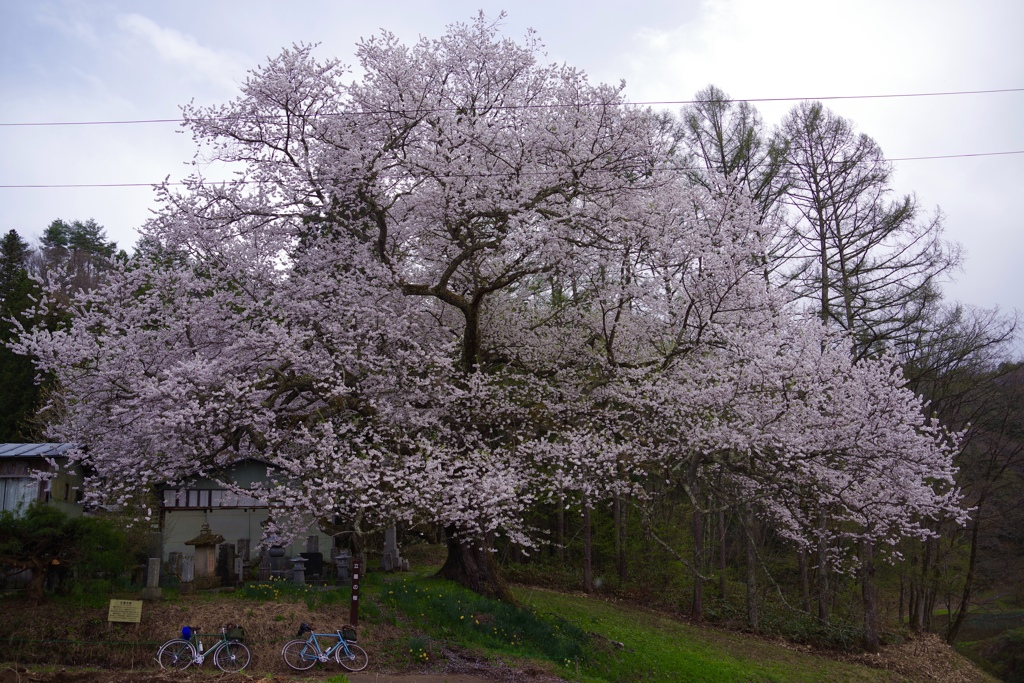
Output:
188 631 230 665
158 627 251 673
282 622 366 672
301 630 350 661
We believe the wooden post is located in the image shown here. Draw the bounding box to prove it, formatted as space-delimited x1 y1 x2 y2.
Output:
349 557 361 627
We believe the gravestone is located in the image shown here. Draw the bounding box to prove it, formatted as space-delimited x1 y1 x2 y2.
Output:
216 543 236 587
382 526 405 572
141 557 162 600
167 552 182 579
290 556 307 585
258 551 271 581
180 555 195 593
299 552 323 582
184 522 223 590
334 549 352 584
236 538 250 563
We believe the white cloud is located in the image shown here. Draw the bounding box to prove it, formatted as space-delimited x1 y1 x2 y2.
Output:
32 3 100 47
115 13 247 93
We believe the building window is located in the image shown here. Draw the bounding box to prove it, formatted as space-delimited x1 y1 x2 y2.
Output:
160 488 265 509
0 477 39 514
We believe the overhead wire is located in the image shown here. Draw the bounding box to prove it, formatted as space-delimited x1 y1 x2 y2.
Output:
1 88 1022 128
1 86 1020 188
3 148 1023 190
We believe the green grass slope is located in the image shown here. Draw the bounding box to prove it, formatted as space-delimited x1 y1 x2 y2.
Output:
377 574 899 682
516 587 889 683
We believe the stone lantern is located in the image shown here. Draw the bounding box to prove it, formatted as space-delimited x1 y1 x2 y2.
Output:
184 522 225 587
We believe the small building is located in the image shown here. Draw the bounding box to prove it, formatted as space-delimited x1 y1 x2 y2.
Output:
157 459 333 579
0 443 85 517
2 444 334 581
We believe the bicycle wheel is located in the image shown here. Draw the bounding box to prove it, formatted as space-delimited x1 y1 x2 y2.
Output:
335 642 368 672
282 638 318 671
157 639 195 670
214 641 251 672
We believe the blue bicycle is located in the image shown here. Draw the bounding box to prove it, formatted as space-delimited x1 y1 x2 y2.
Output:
281 622 368 672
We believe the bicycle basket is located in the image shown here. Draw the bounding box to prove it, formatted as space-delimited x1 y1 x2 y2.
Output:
341 625 357 642
226 626 245 641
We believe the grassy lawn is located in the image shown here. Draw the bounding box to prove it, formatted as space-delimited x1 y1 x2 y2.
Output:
374 573 894 682
515 587 891 683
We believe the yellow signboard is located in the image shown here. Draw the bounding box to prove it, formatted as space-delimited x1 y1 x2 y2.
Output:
107 599 143 623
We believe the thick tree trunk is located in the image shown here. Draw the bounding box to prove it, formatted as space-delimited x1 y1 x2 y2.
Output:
861 540 880 652
436 524 513 602
582 500 594 593
947 515 981 644
692 506 704 621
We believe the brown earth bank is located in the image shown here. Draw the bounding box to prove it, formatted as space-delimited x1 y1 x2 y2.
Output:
0 668 560 683
0 592 568 682
773 632 997 683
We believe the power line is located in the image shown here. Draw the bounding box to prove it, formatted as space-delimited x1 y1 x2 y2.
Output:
2 150 1022 189
0 182 171 189
889 150 1024 161
1 88 1023 128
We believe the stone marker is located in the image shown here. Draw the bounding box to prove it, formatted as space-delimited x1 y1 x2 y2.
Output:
180 555 195 593
335 549 351 584
236 538 250 563
141 557 162 600
383 526 405 572
291 556 307 585
185 522 224 577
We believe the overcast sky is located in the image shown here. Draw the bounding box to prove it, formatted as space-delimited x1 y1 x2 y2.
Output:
2 0 1022 321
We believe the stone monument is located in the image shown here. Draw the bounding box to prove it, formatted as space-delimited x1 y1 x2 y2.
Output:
382 526 406 572
141 557 162 600
184 522 224 590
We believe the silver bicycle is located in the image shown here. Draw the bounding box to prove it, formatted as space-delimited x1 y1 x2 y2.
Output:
157 624 251 672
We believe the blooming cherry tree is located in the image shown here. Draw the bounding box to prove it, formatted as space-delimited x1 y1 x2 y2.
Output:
15 16 964 607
